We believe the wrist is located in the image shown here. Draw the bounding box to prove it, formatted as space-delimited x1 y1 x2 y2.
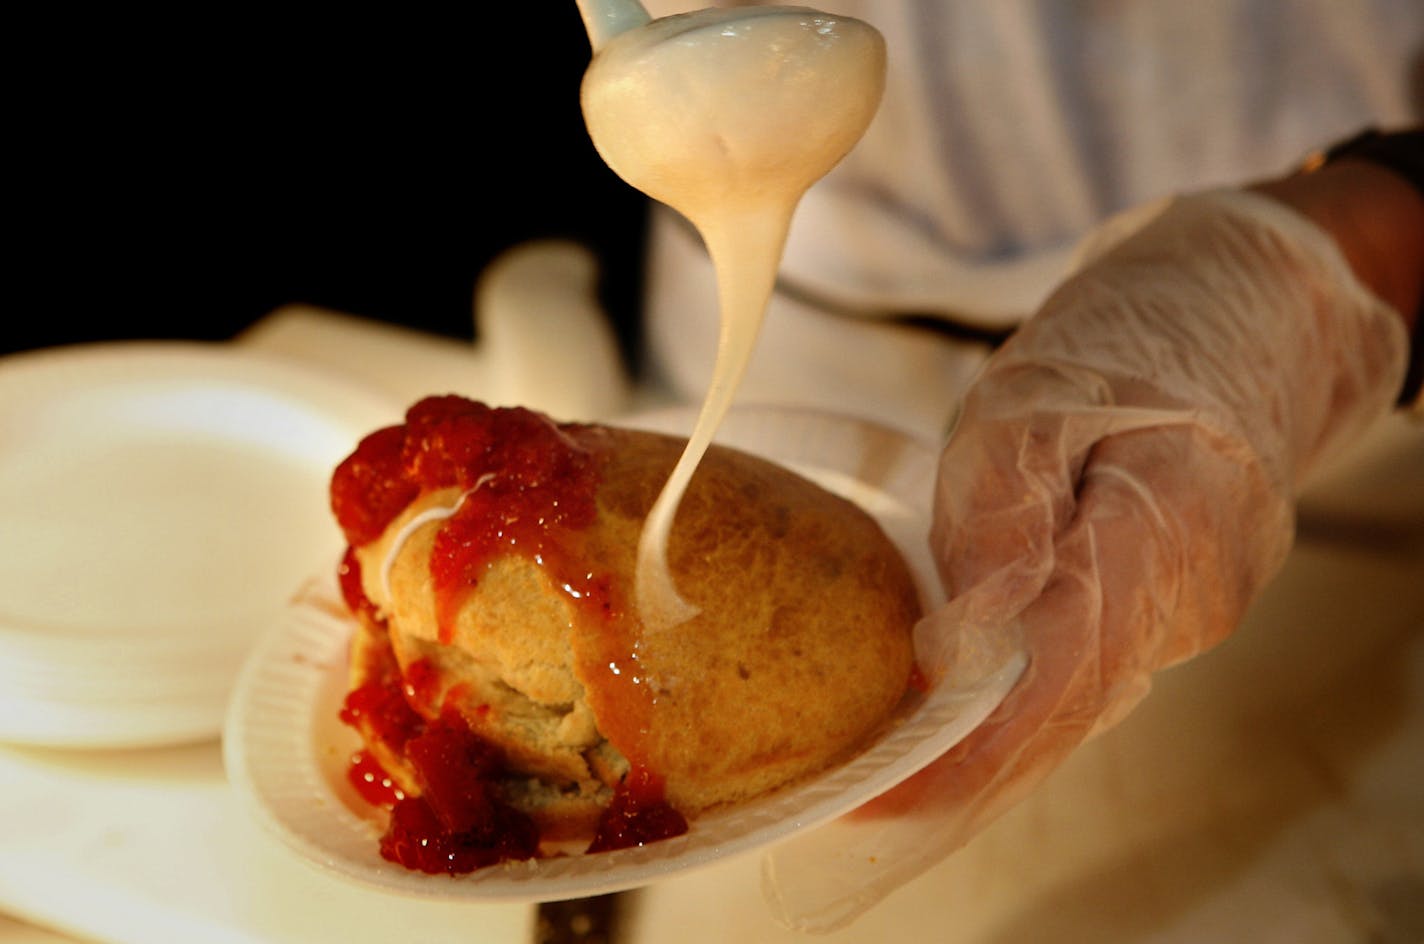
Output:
1250 127 1423 409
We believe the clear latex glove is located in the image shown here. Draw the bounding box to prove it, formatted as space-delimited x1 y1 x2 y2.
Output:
761 189 1409 932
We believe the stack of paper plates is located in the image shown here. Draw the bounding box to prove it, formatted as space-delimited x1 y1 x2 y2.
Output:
0 342 400 748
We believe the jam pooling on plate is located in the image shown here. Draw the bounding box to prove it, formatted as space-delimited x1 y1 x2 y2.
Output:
586 764 688 854
339 622 686 869
331 396 688 872
339 638 540 873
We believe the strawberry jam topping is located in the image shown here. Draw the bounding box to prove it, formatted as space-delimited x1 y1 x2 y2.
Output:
341 673 424 755
340 674 538 874
346 750 405 810
337 548 381 627
330 396 688 872
330 396 603 640
330 425 420 549
587 766 689 853
381 712 540 874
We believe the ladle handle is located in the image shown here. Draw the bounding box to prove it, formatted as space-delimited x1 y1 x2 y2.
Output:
574 0 653 52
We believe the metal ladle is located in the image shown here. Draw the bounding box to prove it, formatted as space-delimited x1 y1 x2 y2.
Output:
574 0 652 52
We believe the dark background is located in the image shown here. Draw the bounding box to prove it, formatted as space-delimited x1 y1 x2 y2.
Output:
8 8 649 366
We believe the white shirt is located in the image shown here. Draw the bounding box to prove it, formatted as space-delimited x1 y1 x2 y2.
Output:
639 0 1422 438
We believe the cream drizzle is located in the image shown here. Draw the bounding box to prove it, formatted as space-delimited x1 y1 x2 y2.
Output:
378 473 496 601
578 3 885 631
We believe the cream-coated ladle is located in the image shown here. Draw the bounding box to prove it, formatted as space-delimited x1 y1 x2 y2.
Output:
574 0 651 51
572 0 887 631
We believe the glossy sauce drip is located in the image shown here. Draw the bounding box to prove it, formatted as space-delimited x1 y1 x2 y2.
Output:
907 663 930 694
332 396 679 867
332 396 604 641
341 672 424 755
336 548 380 624
388 712 541 874
580 7 885 632
342 662 679 864
346 749 406 809
555 556 655 772
341 666 540 873
334 397 660 764
587 765 688 852
330 425 420 549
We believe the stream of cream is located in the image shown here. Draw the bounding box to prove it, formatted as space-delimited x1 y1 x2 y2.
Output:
579 5 885 631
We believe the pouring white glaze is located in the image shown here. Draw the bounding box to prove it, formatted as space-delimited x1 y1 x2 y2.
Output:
577 1 885 631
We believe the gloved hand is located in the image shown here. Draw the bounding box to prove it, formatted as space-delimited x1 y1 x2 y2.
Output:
761 188 1410 931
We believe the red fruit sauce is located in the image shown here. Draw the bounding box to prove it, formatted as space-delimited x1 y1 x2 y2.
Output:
346 750 405 809
587 766 689 854
383 713 541 874
330 396 689 872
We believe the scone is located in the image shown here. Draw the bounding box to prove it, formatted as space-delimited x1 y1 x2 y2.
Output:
330 395 920 872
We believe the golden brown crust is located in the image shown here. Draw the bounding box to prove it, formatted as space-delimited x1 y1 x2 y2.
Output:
351 424 920 830
581 428 920 812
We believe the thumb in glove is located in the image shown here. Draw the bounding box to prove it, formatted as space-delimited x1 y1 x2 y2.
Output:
761 188 1409 932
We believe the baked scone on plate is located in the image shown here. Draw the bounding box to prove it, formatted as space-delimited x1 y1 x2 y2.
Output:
329 395 920 873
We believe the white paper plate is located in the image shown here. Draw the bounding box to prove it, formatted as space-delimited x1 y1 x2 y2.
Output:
223 405 1025 901
0 341 402 747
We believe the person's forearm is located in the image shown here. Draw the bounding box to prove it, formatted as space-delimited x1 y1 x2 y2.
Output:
1250 156 1424 332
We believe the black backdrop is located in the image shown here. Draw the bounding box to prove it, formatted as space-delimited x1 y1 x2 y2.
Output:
9 7 649 367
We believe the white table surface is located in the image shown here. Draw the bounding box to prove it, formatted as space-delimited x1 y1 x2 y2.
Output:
3 283 1421 943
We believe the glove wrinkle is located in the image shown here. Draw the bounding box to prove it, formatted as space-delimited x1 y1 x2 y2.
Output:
761 189 1410 932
